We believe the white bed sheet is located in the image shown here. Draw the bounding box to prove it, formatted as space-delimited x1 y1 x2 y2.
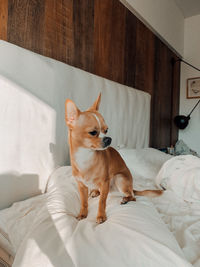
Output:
0 166 191 267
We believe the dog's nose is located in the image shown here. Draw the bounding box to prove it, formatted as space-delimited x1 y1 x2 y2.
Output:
102 137 112 148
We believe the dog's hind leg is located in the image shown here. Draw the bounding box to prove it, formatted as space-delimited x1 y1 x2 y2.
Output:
114 173 136 204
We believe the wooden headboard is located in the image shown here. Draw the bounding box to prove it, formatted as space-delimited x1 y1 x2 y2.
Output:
0 0 180 148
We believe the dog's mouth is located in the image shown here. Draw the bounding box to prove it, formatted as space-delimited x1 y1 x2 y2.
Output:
89 136 112 151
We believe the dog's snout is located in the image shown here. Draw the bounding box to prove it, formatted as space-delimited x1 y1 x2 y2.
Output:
102 137 112 148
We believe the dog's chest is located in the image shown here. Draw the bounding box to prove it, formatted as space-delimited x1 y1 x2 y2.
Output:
74 148 98 189
74 147 94 171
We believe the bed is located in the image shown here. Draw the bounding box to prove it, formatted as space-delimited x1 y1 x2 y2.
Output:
0 41 197 267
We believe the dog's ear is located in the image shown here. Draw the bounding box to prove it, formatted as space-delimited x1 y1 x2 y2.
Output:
65 99 80 128
88 93 101 111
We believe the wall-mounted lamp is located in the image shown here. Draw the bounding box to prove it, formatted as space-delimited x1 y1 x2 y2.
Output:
174 100 200 129
172 58 200 130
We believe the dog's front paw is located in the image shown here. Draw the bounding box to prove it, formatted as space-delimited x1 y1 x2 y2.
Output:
77 214 87 220
77 210 88 221
96 214 107 224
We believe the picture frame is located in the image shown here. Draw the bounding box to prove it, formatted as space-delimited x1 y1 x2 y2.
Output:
187 77 200 99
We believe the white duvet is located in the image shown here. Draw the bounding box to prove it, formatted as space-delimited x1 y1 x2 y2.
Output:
1 162 191 267
153 155 200 267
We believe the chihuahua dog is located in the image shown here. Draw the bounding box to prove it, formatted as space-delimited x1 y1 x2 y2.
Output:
65 93 162 224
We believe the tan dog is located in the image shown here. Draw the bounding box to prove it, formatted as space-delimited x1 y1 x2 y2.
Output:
65 93 162 224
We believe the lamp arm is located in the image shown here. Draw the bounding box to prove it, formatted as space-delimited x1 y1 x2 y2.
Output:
188 100 200 117
174 58 200 72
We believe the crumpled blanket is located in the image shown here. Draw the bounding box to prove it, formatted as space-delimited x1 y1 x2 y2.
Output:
153 155 200 266
1 166 191 267
155 155 200 202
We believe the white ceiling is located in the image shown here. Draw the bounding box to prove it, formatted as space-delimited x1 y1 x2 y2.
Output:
174 0 200 18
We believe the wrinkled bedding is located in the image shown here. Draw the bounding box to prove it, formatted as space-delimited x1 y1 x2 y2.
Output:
153 155 200 267
0 150 199 267
0 168 191 266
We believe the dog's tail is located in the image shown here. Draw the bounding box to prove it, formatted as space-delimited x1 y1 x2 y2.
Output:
133 189 163 197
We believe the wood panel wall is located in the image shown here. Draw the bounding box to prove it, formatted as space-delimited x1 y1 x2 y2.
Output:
0 0 180 148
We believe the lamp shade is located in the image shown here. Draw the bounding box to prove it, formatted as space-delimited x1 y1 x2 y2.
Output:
174 115 190 129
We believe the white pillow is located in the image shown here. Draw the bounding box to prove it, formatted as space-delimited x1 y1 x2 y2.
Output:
118 148 172 180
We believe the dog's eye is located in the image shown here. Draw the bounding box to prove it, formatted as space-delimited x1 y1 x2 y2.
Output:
89 130 97 136
104 128 108 134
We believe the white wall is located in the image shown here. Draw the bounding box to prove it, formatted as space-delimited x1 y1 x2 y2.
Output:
120 0 184 56
179 15 200 154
